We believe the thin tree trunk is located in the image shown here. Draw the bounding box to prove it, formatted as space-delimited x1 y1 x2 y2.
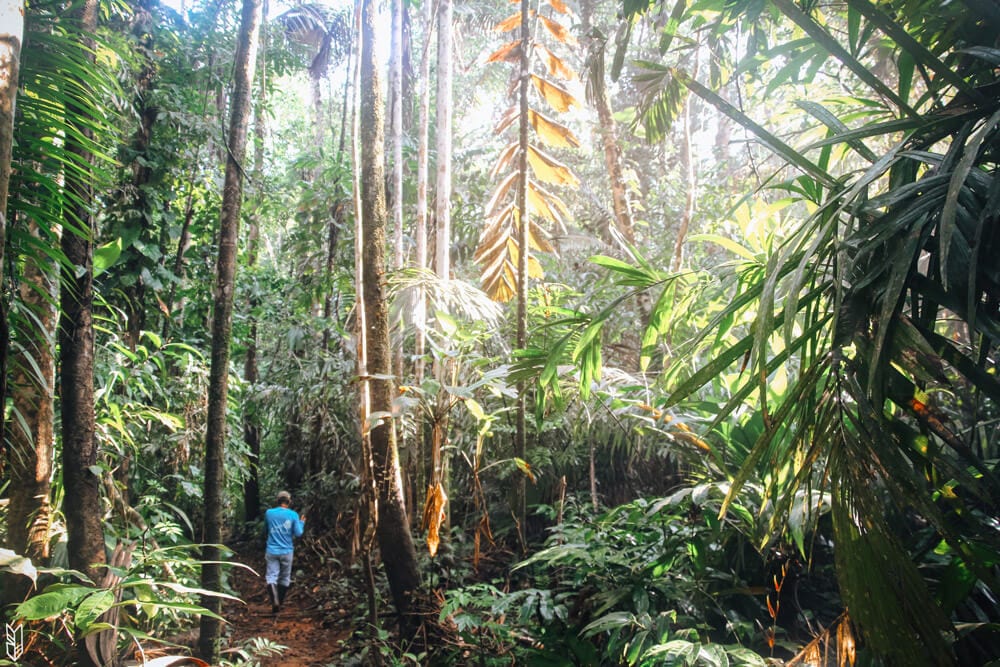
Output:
360 0 422 637
198 0 261 658
3 218 57 606
243 29 267 524
434 0 451 283
60 0 106 593
122 0 158 349
413 0 434 505
671 57 698 273
429 0 453 527
414 0 433 389
0 0 24 431
391 0 404 272
591 45 635 246
513 0 530 549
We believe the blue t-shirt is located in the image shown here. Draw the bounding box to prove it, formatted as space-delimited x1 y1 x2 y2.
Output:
264 506 304 555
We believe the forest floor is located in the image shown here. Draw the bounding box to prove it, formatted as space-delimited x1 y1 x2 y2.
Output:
222 536 358 666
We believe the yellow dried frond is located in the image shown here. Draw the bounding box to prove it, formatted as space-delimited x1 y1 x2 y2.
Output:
490 142 520 180
475 209 550 302
538 15 577 45
474 207 514 264
494 107 518 135
527 144 579 187
487 40 521 64
531 74 579 112
536 44 577 80
548 0 570 13
526 182 570 231
528 109 579 148
531 181 571 224
837 615 856 667
528 220 555 254
485 172 518 217
494 13 522 33
421 483 448 557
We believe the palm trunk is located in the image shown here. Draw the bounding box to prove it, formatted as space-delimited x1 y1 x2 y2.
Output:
198 0 261 658
513 0 530 549
60 0 105 592
360 0 422 637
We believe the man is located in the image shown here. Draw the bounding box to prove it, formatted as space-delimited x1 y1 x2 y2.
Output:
264 490 305 613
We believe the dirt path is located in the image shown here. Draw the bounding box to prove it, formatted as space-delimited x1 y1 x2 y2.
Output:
223 541 354 666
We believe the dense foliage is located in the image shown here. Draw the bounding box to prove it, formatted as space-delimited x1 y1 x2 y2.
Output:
1 0 997 664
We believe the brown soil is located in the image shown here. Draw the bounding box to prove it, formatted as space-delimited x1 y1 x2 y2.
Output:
223 539 354 666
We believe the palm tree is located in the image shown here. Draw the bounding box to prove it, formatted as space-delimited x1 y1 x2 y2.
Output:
565 0 1000 662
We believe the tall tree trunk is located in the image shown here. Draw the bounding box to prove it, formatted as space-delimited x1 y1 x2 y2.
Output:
434 0 451 283
429 0 453 525
390 0 404 273
360 0 422 637
413 0 434 504
121 0 158 350
243 32 267 524
3 218 57 606
414 0 433 389
198 0 261 658
591 43 635 246
513 0 530 549
60 0 105 592
0 0 23 430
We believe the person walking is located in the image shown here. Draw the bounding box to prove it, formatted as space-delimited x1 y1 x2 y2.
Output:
264 490 305 613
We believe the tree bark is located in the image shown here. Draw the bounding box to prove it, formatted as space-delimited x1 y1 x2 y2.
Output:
60 0 106 591
243 40 267 524
591 43 635 246
414 0 433 389
198 0 261 658
0 0 23 427
513 0 530 548
391 0 404 272
0 0 23 539
360 0 422 637
3 217 57 607
434 0 451 282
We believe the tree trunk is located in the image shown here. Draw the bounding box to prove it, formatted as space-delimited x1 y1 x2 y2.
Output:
513 0 530 548
243 42 267 524
3 217 57 607
360 0 422 637
198 0 261 658
413 0 434 504
434 0 451 282
671 55 698 273
414 0 433 389
391 0 404 272
121 0 158 350
591 42 635 246
0 0 23 432
60 0 105 591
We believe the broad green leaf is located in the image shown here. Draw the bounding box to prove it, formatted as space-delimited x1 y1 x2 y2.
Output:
74 589 116 632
